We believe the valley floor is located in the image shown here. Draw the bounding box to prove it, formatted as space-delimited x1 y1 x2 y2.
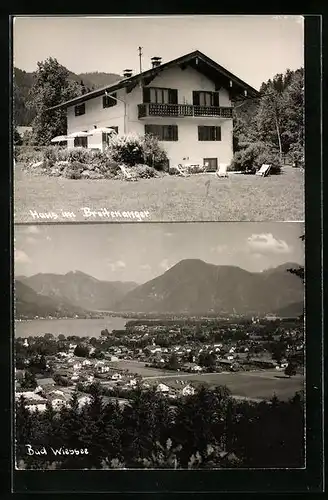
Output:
107 360 304 401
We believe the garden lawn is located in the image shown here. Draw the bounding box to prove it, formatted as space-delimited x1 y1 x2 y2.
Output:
14 164 304 222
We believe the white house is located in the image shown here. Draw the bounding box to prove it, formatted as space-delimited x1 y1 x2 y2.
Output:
156 383 170 393
50 50 258 169
180 384 196 396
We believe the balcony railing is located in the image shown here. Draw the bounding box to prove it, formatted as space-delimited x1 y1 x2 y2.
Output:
138 103 233 119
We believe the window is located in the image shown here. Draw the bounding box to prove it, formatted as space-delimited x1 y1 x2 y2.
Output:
143 87 178 105
74 136 88 148
193 91 220 107
145 124 178 141
103 93 117 108
198 126 221 141
75 103 85 116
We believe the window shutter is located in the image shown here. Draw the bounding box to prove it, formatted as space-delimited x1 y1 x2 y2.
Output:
216 126 222 141
198 126 202 141
213 92 220 107
143 87 151 103
145 124 151 135
193 91 200 105
168 89 178 104
173 125 178 141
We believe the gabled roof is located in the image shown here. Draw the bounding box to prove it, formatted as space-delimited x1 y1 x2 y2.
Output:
48 50 259 111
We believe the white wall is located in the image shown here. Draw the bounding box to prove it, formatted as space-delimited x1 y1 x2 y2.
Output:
67 88 127 150
147 65 231 106
135 118 233 166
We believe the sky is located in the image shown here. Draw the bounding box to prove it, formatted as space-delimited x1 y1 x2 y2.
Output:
13 15 304 90
14 222 304 283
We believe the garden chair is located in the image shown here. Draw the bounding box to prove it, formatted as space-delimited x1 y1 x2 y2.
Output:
216 163 229 178
256 164 271 177
176 164 189 177
119 164 136 181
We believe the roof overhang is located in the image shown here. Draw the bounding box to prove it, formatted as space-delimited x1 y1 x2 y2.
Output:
48 50 260 111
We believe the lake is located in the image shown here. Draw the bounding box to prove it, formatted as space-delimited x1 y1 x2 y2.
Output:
14 317 130 338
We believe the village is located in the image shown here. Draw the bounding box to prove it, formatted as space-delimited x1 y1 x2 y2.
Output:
15 316 304 412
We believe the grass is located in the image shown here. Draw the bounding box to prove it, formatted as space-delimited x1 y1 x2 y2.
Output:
108 360 304 401
14 164 304 222
146 371 304 401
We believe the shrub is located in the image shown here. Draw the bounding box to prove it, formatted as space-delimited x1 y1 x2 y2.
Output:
42 146 59 166
89 150 119 175
289 143 304 167
64 161 86 179
106 133 169 170
230 142 282 174
106 133 145 166
142 134 169 171
133 164 157 179
15 146 43 165
62 147 93 164
186 164 205 174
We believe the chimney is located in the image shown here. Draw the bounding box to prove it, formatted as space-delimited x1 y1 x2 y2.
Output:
151 57 162 68
123 69 133 78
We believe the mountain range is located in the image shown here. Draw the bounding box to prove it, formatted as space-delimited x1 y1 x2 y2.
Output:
112 260 304 315
15 260 304 319
14 67 122 126
19 271 138 312
15 280 93 319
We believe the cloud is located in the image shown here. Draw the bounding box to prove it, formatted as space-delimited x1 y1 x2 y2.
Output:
25 236 37 245
24 226 41 235
164 232 174 237
212 244 228 254
247 233 291 254
252 253 265 259
14 249 30 263
46 236 52 241
106 259 126 272
140 264 151 271
159 259 170 271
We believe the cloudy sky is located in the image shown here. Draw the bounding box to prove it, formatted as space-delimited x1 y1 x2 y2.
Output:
14 222 304 283
13 15 304 90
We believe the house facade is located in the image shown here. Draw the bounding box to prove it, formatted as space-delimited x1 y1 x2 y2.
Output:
50 51 258 169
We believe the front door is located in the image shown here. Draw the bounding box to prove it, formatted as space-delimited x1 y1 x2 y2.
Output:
203 158 218 172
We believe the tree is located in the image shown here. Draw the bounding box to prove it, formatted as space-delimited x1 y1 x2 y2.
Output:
90 348 105 359
199 352 216 370
285 363 297 378
27 57 83 145
233 68 304 165
58 334 66 341
20 370 37 390
44 333 54 340
74 344 89 358
270 342 286 366
167 353 180 371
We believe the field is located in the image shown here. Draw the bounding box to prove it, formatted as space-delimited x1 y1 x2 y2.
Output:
14 164 304 222
112 360 304 401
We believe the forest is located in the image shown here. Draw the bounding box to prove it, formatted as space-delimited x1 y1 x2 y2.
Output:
16 383 304 470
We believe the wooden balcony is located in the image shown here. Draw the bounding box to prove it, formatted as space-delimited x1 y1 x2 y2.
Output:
138 103 233 119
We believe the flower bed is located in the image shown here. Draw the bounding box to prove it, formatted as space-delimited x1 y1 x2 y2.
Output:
18 135 169 181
